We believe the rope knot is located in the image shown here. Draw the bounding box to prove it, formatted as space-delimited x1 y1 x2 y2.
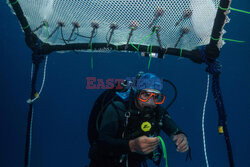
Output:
201 47 222 75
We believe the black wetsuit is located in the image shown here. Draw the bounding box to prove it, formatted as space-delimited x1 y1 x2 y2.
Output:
89 100 184 167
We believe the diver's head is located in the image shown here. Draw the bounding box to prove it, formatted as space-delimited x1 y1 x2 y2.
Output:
134 73 165 110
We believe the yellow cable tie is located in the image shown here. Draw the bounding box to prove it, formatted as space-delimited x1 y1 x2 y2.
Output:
218 126 224 134
34 92 39 98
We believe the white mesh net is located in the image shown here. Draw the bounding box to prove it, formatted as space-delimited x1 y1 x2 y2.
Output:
8 0 221 51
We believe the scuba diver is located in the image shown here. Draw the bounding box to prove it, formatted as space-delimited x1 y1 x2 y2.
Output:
88 72 189 167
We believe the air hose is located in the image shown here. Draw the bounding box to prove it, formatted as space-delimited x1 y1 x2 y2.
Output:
157 136 168 167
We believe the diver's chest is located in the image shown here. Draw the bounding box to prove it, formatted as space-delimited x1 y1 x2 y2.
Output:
122 112 160 138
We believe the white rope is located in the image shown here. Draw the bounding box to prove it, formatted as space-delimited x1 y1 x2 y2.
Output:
27 56 48 103
27 57 47 165
202 73 210 167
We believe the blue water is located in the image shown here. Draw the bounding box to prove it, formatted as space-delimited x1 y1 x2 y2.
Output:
0 1 249 167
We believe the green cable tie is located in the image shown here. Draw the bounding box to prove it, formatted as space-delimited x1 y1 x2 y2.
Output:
148 44 153 70
128 27 156 54
219 5 250 14
137 30 156 51
230 7 250 14
211 36 246 43
180 49 183 57
147 45 150 53
150 44 153 54
218 5 229 11
10 0 18 5
129 42 139 51
45 23 49 40
157 136 168 167
222 37 246 43
23 24 30 30
138 30 156 60
90 43 93 70
116 45 118 50
39 23 49 47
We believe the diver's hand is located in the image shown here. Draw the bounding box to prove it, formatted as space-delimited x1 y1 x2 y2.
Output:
129 135 160 155
172 133 189 153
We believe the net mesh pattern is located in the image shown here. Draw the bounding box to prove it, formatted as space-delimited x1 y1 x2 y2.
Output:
8 0 221 51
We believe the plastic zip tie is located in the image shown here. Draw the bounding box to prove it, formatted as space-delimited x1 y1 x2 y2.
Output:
23 24 30 30
129 42 138 51
219 5 250 14
180 49 183 57
211 36 246 43
137 30 155 51
10 0 18 5
148 44 153 70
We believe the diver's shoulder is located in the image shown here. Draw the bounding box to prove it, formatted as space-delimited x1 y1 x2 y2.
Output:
157 105 169 114
111 100 127 109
